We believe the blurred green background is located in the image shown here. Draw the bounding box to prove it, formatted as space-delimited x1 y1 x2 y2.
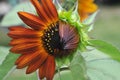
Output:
90 6 120 50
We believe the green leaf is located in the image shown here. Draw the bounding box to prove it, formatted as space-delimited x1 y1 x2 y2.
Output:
5 69 38 80
0 52 19 80
69 51 88 80
89 40 120 62
54 70 73 80
86 57 120 80
0 2 34 27
0 46 9 65
82 48 120 80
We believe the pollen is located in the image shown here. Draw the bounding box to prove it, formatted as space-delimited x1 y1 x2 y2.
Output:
42 22 61 55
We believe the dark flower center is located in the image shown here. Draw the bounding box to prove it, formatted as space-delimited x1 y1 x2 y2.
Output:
42 22 63 54
42 21 79 57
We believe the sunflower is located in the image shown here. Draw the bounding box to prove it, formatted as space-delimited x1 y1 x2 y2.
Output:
8 0 79 80
78 0 98 22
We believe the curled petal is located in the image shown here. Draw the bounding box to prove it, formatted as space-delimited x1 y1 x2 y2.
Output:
59 21 79 49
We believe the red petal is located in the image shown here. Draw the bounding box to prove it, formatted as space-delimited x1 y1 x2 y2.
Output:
38 55 55 80
26 52 48 74
45 55 55 80
10 38 41 46
41 0 54 21
45 0 58 22
8 27 42 39
15 54 26 65
30 0 51 24
39 64 46 79
8 26 26 31
18 12 46 30
10 43 40 53
16 50 43 69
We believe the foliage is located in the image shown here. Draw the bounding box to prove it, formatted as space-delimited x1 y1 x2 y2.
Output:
89 40 120 62
0 52 19 80
69 51 88 80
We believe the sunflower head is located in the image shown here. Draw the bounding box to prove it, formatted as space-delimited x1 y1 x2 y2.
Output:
41 20 79 57
8 0 86 80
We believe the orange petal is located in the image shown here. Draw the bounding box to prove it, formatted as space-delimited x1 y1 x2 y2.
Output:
79 12 88 22
16 50 43 69
30 0 51 24
10 43 40 53
79 2 97 13
26 52 48 74
78 0 98 21
45 55 55 80
10 38 41 46
8 28 43 38
18 12 46 30
79 0 94 3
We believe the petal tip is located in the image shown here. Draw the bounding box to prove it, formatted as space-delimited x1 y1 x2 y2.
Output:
17 11 25 17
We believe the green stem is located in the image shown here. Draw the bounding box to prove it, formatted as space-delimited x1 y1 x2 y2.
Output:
58 68 62 80
55 66 69 73
55 66 70 80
